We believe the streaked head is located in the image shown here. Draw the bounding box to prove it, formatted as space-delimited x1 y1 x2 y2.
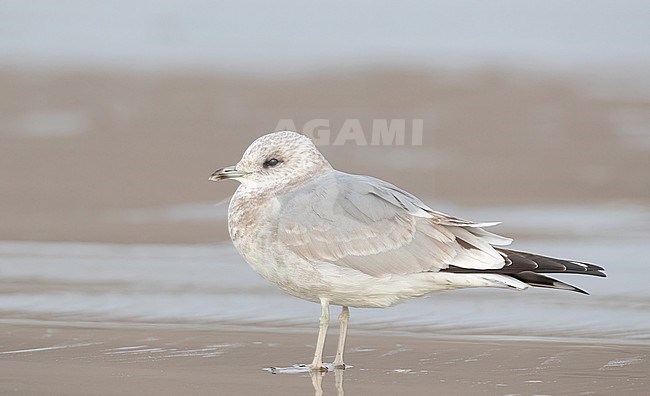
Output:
210 131 332 191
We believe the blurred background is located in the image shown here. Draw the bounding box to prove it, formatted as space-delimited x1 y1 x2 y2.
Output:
1 0 649 244
0 1 649 341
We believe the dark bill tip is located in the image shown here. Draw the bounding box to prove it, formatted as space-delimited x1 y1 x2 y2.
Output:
209 166 246 182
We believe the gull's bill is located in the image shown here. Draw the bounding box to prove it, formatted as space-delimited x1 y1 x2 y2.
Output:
209 166 247 181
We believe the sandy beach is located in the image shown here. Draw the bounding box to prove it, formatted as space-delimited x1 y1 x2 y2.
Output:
2 322 648 395
1 68 649 244
1 66 649 395
1 235 649 395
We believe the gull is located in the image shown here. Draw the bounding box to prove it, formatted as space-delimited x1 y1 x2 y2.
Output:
209 130 606 371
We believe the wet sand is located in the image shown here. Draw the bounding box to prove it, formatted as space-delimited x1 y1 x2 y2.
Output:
2 322 648 395
1 239 649 395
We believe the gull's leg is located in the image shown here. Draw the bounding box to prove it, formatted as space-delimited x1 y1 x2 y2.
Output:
310 298 330 371
333 306 350 369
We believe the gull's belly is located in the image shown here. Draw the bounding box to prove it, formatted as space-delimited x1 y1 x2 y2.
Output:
233 235 326 304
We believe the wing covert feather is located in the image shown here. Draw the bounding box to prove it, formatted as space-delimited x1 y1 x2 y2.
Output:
277 172 509 277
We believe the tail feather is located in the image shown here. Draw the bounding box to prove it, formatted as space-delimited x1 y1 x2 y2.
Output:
508 271 589 295
443 248 606 294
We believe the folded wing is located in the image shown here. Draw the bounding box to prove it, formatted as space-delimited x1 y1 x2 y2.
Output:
277 171 511 277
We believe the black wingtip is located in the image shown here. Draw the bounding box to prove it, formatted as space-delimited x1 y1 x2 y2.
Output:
572 286 590 295
509 272 593 294
570 261 607 278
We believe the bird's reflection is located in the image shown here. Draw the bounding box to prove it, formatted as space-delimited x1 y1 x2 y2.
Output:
309 368 345 396
265 364 346 396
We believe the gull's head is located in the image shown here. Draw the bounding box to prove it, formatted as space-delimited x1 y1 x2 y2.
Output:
210 131 332 191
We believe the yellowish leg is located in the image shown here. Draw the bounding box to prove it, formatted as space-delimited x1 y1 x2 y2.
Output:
310 298 330 371
333 306 349 369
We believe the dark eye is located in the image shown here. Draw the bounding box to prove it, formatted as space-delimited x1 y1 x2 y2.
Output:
263 158 280 168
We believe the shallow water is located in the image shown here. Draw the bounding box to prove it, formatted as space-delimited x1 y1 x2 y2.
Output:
1 205 648 344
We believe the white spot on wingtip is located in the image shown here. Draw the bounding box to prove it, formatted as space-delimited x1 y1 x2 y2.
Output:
572 262 589 269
